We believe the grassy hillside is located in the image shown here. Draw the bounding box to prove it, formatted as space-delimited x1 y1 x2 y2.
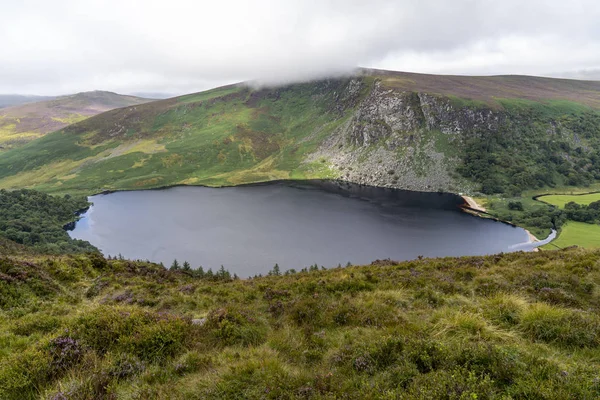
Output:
0 70 600 198
0 246 598 399
372 69 600 108
0 91 153 151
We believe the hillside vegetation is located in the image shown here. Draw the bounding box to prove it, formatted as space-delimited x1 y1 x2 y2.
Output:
0 190 598 399
1 246 599 399
0 91 152 151
0 70 599 197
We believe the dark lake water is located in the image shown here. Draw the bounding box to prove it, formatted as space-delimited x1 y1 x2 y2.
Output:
69 181 534 277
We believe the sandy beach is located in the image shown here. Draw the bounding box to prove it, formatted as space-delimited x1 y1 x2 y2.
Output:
461 196 487 212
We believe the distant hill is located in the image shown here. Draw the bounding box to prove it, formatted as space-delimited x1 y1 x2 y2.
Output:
0 94 56 108
1 69 600 196
129 92 175 99
0 91 153 150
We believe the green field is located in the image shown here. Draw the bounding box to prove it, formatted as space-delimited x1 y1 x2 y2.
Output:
542 221 600 249
538 192 600 208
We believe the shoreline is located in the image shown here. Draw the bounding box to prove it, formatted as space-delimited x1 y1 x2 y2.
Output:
461 195 487 213
460 195 545 251
525 229 539 243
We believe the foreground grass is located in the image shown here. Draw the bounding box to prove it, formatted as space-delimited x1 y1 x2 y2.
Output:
1 249 599 399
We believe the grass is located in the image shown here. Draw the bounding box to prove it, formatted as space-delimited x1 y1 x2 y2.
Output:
542 221 600 249
0 248 599 399
538 192 600 208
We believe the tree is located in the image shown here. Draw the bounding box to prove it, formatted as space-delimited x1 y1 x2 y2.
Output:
270 263 281 276
218 265 231 280
170 259 180 271
508 201 524 211
182 261 191 271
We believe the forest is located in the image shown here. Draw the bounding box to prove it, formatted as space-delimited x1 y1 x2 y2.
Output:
0 189 96 253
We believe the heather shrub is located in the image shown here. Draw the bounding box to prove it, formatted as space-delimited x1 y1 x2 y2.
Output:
47 336 84 375
519 303 600 348
0 347 53 400
205 306 268 347
173 351 212 375
120 314 191 362
12 313 61 336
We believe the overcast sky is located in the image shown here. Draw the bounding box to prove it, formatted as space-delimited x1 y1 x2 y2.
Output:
2 0 600 96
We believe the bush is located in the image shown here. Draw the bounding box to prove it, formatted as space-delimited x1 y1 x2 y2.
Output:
12 313 61 336
120 315 191 362
519 303 600 348
73 306 193 359
205 307 268 347
0 348 52 400
47 336 84 375
508 201 524 211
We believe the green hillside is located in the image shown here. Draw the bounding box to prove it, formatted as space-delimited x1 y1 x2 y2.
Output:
0 91 153 151
1 70 600 197
1 248 598 399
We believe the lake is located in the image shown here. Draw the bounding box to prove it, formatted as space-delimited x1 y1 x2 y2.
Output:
70 181 535 277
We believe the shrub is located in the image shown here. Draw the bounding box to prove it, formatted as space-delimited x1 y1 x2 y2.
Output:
173 351 212 375
483 294 528 326
0 348 52 400
404 368 496 399
288 297 324 327
519 303 600 348
47 336 84 375
12 313 61 336
108 353 146 380
205 307 268 347
508 201 524 211
73 306 193 359
120 315 191 362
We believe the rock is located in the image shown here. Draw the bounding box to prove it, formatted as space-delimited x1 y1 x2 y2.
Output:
191 318 207 326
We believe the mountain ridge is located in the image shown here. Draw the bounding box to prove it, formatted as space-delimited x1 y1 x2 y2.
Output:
0 91 154 150
1 69 600 197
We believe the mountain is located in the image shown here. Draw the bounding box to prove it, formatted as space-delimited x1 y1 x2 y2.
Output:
0 91 154 151
0 69 600 195
0 94 56 108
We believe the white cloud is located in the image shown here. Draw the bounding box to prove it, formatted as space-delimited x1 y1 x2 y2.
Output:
1 0 599 95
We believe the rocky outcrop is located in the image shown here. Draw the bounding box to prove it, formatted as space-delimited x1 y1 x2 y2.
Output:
307 80 491 192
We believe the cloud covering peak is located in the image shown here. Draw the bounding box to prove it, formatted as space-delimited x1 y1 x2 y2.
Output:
2 0 600 95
